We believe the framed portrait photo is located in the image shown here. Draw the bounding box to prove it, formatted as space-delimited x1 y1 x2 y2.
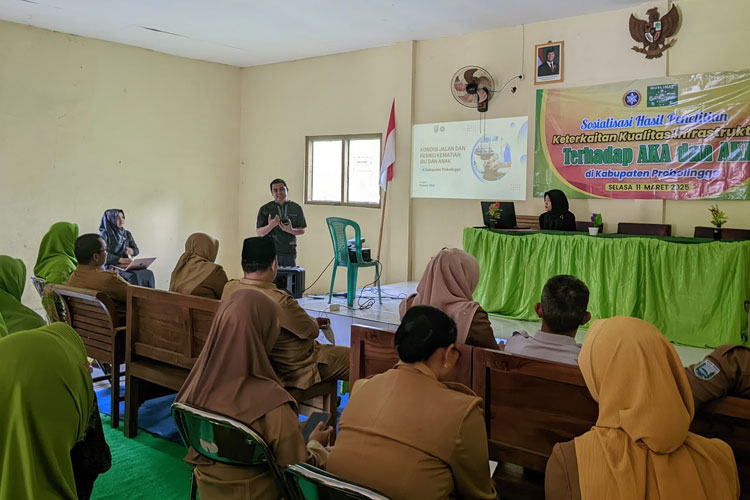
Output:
535 41 564 85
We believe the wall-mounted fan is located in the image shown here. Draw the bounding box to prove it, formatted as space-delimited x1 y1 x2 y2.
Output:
451 66 495 112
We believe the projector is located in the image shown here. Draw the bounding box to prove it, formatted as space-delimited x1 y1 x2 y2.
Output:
348 246 372 263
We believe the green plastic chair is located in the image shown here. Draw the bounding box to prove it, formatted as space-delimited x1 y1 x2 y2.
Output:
325 217 382 308
171 401 292 500
284 463 391 500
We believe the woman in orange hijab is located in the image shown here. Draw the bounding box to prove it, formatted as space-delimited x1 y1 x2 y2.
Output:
545 316 739 500
399 248 498 349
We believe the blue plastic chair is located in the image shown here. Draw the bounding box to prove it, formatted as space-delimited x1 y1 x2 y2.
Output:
171 401 293 500
326 217 382 308
284 463 391 500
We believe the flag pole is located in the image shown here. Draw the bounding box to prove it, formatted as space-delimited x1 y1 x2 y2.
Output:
377 98 396 264
376 186 388 262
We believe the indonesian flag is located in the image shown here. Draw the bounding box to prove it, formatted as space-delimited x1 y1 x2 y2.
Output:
379 99 395 191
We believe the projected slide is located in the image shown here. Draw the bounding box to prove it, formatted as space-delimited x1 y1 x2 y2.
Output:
411 117 528 200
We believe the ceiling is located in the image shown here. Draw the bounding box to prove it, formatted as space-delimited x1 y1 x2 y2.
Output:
0 0 648 67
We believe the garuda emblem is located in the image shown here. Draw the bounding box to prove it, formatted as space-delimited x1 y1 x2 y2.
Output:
629 6 680 59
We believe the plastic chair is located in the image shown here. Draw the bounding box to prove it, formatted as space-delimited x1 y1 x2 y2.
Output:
171 402 292 500
30 276 46 298
284 463 391 500
326 217 381 308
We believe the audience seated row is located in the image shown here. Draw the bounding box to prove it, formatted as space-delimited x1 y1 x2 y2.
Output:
0 323 111 499
0 254 46 335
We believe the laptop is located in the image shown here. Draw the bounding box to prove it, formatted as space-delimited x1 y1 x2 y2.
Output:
116 257 156 272
480 201 530 229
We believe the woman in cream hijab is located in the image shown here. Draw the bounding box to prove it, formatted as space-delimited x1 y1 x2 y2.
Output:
400 248 498 349
545 316 739 500
169 233 228 299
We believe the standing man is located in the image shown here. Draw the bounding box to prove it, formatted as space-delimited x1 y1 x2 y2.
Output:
256 178 306 267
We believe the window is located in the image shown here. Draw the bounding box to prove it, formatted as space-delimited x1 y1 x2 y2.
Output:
305 134 382 206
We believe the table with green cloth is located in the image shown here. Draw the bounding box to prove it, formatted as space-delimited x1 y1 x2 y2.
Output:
463 227 750 348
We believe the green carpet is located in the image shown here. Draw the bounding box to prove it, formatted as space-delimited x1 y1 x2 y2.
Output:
92 415 192 500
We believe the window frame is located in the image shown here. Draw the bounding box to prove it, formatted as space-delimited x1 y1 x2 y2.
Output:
304 133 383 208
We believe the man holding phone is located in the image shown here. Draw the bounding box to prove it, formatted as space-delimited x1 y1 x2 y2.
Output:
256 178 307 267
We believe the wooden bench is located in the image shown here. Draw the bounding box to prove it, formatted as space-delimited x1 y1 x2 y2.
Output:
125 286 341 438
692 396 750 499
48 284 126 428
349 324 474 389
125 286 220 437
472 348 598 500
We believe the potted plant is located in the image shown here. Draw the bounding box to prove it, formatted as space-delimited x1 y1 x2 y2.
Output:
486 202 502 229
589 213 603 235
709 204 728 240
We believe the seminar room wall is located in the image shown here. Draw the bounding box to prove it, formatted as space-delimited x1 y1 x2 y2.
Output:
0 21 242 309
664 0 750 236
410 0 669 276
239 42 414 294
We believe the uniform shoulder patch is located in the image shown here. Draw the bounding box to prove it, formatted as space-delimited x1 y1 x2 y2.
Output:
693 359 721 380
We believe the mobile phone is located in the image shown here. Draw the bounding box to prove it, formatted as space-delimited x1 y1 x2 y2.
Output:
302 412 331 442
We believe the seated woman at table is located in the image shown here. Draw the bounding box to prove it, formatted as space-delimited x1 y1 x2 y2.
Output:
175 289 332 500
539 189 576 231
327 305 497 500
99 209 155 287
545 316 739 500
34 221 79 285
0 255 46 337
399 248 499 349
0 323 111 500
169 233 228 299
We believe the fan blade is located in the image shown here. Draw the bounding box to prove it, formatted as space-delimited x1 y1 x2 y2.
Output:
463 68 478 83
459 93 476 104
476 76 493 89
477 88 489 103
454 78 467 92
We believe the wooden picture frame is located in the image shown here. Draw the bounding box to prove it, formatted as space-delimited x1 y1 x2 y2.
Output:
534 41 564 85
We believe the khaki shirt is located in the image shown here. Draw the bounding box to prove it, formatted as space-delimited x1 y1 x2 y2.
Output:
187 403 327 500
327 363 497 500
66 266 129 304
222 278 320 390
686 345 750 410
189 267 229 300
503 330 581 366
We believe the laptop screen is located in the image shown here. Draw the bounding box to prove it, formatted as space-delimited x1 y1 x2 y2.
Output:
480 201 518 229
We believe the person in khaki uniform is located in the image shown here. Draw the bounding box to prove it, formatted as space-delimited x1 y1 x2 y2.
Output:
327 306 498 500
686 345 750 410
67 234 129 304
169 232 228 299
222 237 348 391
176 289 333 500
545 317 739 500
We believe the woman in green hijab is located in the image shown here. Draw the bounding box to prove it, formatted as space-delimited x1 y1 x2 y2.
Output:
0 255 46 336
0 323 110 499
34 222 79 284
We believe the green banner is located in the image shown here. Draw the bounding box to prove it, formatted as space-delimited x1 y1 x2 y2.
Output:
534 70 750 199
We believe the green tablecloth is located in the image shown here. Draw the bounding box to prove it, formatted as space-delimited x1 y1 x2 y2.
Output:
463 228 750 348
